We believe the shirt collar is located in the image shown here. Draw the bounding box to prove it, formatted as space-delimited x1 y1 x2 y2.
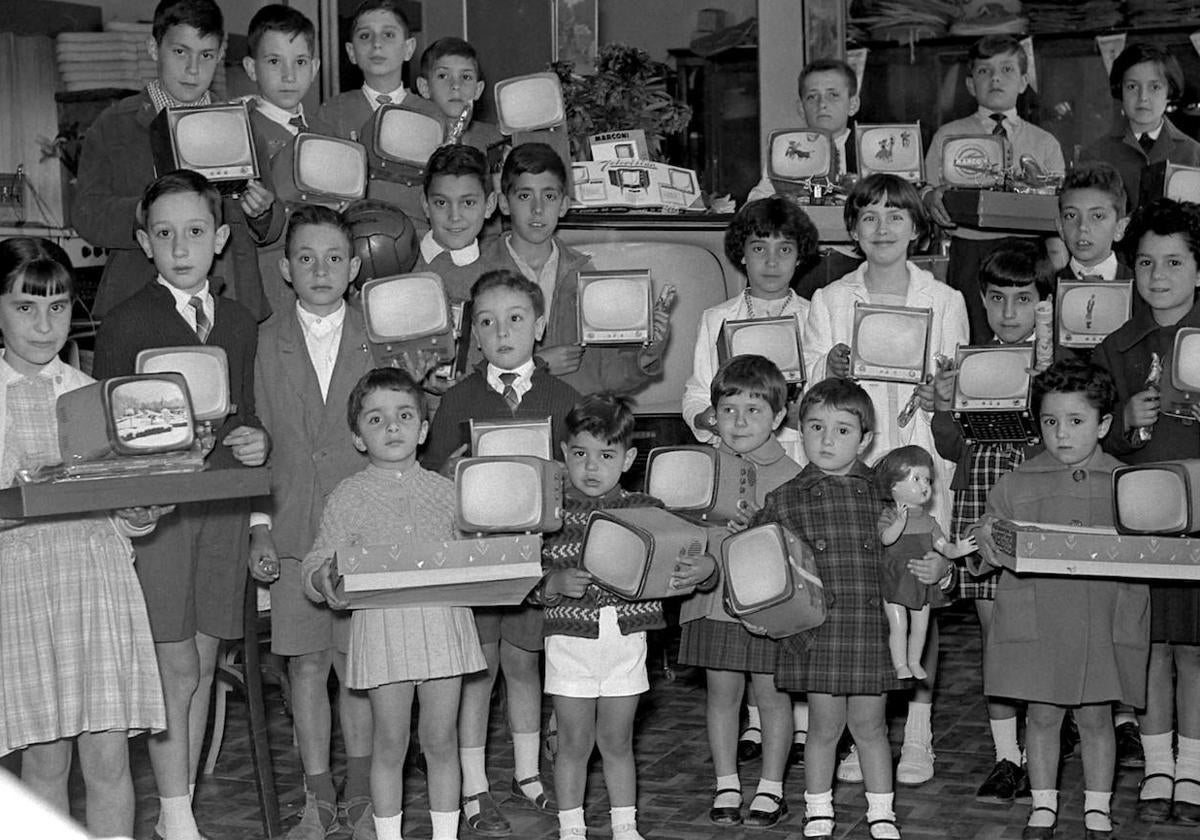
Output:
254 96 306 132
504 234 558 275
1140 121 1165 141
486 358 536 386
420 230 480 267
565 484 627 504
155 275 211 308
146 78 212 113
975 106 1020 127
719 435 788 468
0 352 68 384
1069 252 1119 280
362 83 407 109
295 300 346 333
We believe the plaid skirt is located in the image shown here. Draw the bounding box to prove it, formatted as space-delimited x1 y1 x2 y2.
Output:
952 442 1026 602
678 618 778 674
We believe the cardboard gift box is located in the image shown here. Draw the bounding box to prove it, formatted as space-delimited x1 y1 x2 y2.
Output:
942 190 1059 233
990 519 1200 580
333 534 544 609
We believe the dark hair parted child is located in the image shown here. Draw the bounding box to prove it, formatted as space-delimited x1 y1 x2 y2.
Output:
725 195 821 275
799 57 858 98
471 268 546 318
246 3 315 56
1061 161 1128 217
710 354 789 417
284 203 355 257
799 375 877 435
501 141 569 197
843 174 933 253
1032 356 1117 418
424 143 491 195
0 236 75 298
1109 42 1185 101
564 392 638 450
968 34 1028 74
420 35 481 82
136 168 225 231
152 0 224 43
1123 196 1200 267
351 0 411 31
348 366 427 433
980 237 1056 301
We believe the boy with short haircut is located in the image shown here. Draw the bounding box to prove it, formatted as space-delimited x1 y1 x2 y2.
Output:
930 239 1050 803
417 37 504 154
243 3 321 316
249 204 376 839
422 269 580 837
1056 161 1132 282
923 35 1066 343
92 170 270 840
480 142 673 395
539 393 716 840
74 0 280 321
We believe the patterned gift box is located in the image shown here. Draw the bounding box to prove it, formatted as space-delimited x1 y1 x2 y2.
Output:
991 519 1200 580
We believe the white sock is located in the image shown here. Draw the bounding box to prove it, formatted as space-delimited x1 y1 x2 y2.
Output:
1028 790 1058 827
904 700 932 746
751 778 782 811
793 699 809 743
430 809 459 840
156 787 195 837
512 731 543 789
714 774 741 808
1176 735 1200 804
803 790 833 837
1141 731 1176 800
460 746 488 798
160 794 198 840
865 791 899 838
610 805 637 837
1083 791 1111 830
374 811 403 840
990 716 1022 765
1114 709 1137 727
558 806 585 832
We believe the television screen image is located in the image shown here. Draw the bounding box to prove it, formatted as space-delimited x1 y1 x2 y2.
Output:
294 134 367 203
940 134 1005 187
767 129 834 182
717 317 805 383
136 346 230 422
855 123 923 181
1165 164 1200 203
454 456 563 534
374 106 444 168
644 446 755 524
1056 281 1132 348
581 507 708 600
361 273 451 342
150 104 259 190
953 346 1032 409
494 73 566 134
1112 460 1200 535
721 523 825 638
470 417 553 459
57 373 195 463
578 270 652 343
668 168 696 192
1173 328 1200 393
850 303 932 382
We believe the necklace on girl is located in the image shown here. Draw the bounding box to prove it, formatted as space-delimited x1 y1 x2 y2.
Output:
743 288 798 319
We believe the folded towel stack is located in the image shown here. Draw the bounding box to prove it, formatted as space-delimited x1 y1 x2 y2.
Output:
56 21 226 97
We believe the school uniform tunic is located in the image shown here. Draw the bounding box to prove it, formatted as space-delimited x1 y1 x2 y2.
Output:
982 450 1150 706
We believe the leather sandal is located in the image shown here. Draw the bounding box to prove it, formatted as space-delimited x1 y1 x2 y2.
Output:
1082 808 1113 840
462 791 511 837
801 814 835 838
1136 772 1174 823
509 775 554 812
708 787 743 825
743 791 787 828
868 816 901 840
1021 806 1057 839
1174 778 1200 824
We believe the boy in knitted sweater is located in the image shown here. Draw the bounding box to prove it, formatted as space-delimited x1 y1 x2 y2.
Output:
538 394 717 840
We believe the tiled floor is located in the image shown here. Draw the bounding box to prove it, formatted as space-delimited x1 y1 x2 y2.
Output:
30 603 1200 838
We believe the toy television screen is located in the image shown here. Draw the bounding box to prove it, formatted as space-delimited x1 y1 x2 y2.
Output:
577 269 652 343
136 346 230 422
855 123 923 181
849 303 932 383
470 417 553 459
1112 460 1200 535
57 373 195 462
952 345 1033 410
373 105 444 168
722 524 793 613
644 446 755 523
153 104 258 183
294 133 367 202
581 508 707 599
767 129 834 182
717 317 805 384
940 134 1005 187
1173 329 1200 393
454 456 563 533
1164 163 1200 203
362 273 452 343
494 73 565 134
1055 281 1133 348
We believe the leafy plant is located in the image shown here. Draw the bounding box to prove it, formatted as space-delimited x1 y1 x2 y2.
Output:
38 123 84 178
552 43 692 160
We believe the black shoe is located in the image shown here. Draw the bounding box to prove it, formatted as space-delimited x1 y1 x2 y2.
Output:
1137 772 1174 823
1060 712 1079 759
976 758 1023 803
1021 807 1057 839
788 741 805 766
708 788 743 826
737 726 762 762
1115 721 1144 768
1174 779 1200 825
1014 765 1032 802
1082 809 1113 839
743 792 787 828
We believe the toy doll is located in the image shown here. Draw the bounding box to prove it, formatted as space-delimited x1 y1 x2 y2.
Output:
876 445 976 679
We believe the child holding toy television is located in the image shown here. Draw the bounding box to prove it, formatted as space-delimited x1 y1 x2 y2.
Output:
804 172 968 787
0 237 168 839
969 358 1150 840
306 367 486 840
536 393 715 840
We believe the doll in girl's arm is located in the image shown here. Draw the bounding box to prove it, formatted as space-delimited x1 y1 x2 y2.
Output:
876 446 976 679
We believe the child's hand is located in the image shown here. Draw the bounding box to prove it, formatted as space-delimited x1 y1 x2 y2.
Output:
1124 387 1161 431
671 551 715 590
311 556 349 609
826 343 851 378
969 514 1001 567
438 443 470 478
915 378 937 412
394 348 443 384
647 286 676 347
906 549 951 585
224 425 270 466
249 524 280 583
536 344 584 375
923 184 955 229
545 567 592 600
948 535 978 559
115 504 175 529
932 363 957 410
694 405 719 434
727 499 760 534
239 180 274 219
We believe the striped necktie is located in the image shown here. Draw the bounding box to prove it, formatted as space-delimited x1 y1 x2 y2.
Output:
499 372 520 411
189 295 211 343
288 114 307 130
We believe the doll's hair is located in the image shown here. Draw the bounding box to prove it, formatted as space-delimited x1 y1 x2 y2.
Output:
0 237 75 299
874 445 935 509
1031 357 1117 418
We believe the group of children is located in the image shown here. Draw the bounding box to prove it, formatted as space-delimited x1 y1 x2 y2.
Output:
2 2 1200 840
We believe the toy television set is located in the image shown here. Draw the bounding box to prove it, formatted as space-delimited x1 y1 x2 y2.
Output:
855 123 923 182
57 373 195 462
1166 327 1200 418
135 346 231 422
292 133 368 204
716 317 805 384
577 269 653 344
454 456 563 534
360 273 459 367
1142 161 1200 205
1112 460 1200 535
149 103 259 193
371 104 444 178
939 134 1005 188
581 507 708 600
1055 280 1133 348
569 160 703 211
950 345 1038 444
721 523 826 638
849 303 932 383
644 446 756 524
766 128 835 185
470 417 553 459
493 72 571 171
